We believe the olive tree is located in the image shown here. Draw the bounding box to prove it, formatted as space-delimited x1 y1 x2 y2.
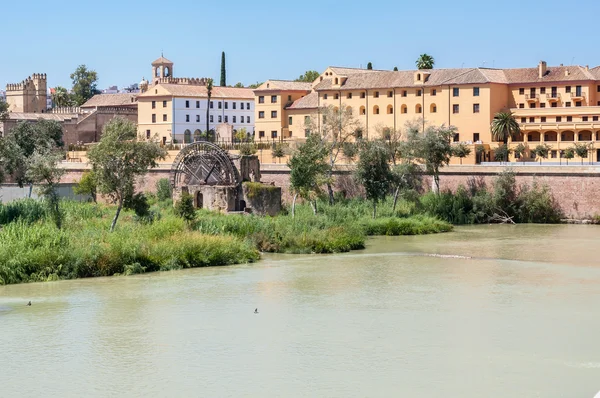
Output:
87 117 166 231
409 124 456 194
452 142 471 164
563 147 575 165
533 144 551 165
513 143 527 164
355 140 393 218
573 142 591 165
25 150 65 228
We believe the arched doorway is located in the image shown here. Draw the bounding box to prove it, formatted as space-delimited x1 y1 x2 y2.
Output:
238 199 246 212
196 192 203 209
184 129 191 144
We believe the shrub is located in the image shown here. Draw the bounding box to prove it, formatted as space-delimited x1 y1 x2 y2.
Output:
174 192 196 224
155 178 172 202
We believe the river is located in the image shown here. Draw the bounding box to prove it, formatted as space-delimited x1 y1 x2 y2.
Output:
1 225 599 397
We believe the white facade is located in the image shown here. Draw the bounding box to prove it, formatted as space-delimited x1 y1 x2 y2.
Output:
172 97 254 142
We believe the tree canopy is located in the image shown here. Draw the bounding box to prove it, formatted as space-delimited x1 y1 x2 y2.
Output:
355 140 392 218
70 65 100 106
415 54 435 69
87 117 166 231
52 86 72 108
294 70 320 83
408 123 455 193
491 112 521 145
0 97 9 121
367 62 373 70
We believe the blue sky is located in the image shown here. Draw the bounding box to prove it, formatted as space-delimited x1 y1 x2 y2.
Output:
2 0 600 90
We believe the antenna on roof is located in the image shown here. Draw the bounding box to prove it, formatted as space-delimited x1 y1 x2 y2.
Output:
571 57 575 65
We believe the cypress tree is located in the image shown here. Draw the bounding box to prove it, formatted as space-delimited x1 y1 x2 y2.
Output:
367 62 373 70
393 66 398 71
220 52 226 86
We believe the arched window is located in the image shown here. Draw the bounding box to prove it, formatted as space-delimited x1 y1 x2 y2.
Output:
346 106 353 115
360 106 366 115
155 67 160 77
417 73 421 81
416 104 422 114
335 78 339 84
387 105 393 114
194 129 202 142
184 129 191 143
401 105 407 114
373 105 380 115
164 67 170 77
430 104 437 113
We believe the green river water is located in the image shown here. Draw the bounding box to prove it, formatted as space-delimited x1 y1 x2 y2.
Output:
1 224 599 397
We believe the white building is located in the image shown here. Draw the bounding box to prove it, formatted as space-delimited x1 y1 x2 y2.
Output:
137 56 255 144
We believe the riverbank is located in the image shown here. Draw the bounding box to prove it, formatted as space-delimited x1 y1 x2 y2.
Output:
0 199 452 285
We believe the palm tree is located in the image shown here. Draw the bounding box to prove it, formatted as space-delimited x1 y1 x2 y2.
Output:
415 54 435 69
205 78 213 142
491 112 521 145
52 86 71 108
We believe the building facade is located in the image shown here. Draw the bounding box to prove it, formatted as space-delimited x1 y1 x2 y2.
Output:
5 73 48 113
137 56 255 144
255 62 600 163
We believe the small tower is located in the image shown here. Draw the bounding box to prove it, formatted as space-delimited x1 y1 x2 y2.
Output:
139 77 149 93
152 55 174 84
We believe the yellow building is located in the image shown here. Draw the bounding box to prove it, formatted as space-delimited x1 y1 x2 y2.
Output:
138 56 255 145
255 62 600 163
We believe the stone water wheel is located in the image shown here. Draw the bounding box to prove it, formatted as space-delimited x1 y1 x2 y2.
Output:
169 141 240 188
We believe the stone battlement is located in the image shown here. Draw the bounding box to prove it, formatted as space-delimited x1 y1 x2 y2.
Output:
154 76 209 86
6 73 47 91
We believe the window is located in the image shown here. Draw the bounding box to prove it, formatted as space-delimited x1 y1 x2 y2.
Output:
540 103 546 108
289 116 293 125
271 111 277 118
540 87 546 94
304 129 310 137
196 115 200 122
146 130 150 139
233 102 236 109
323 94 328 100
529 117 535 123
185 100 189 108
259 131 265 138
360 92 366 99
387 91 393 98
541 117 546 122
246 116 250 123
218 115 222 123
519 88 525 95
452 104 459 114
373 91 379 98
304 116 310 124
246 103 250 109
453 133 459 142
473 87 480 96
519 103 525 109
431 104 437 113
566 102 571 107
401 105 407 114
431 89 436 96
566 116 572 122
271 131 277 138
334 93 339 100
594 116 599 122
576 101 582 107
387 105 393 114
576 85 582 96
566 86 571 93
556 116 562 122
240 103 244 110
258 111 265 119
224 102 228 109
551 102 557 108
163 114 167 122
473 133 480 142
530 103 536 108
551 150 557 159
196 101 200 108
152 101 156 109
163 101 167 107
453 87 459 97
271 95 277 103
224 116 228 123
210 115 214 122
583 116 588 122
530 88 536 96
402 90 407 97
152 114 156 123
347 93 353 99
186 115 190 122
288 95 292 101
597 85 600 92
521 117 526 123
373 106 379 115
258 96 264 104
210 101 214 109
473 103 480 113
416 90 422 97
218 102 222 109
360 106 366 115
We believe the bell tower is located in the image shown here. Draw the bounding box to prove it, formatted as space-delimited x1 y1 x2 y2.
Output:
151 54 174 84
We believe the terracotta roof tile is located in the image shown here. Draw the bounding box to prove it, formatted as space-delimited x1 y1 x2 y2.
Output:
254 80 313 92
329 66 379 75
152 84 255 99
286 92 319 110
503 65 595 83
151 56 174 66
81 93 138 108
7 112 78 121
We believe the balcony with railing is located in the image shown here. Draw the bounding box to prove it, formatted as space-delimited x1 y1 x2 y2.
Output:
546 92 561 102
525 94 539 102
570 91 586 101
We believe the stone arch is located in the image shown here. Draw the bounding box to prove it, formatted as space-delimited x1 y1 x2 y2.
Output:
170 141 239 188
543 131 557 142
578 130 592 141
194 129 202 141
184 129 192 143
561 131 575 141
387 105 393 114
527 131 541 142
373 105 379 115
415 104 422 114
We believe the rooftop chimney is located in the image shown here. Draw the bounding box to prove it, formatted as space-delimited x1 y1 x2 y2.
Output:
538 61 547 78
